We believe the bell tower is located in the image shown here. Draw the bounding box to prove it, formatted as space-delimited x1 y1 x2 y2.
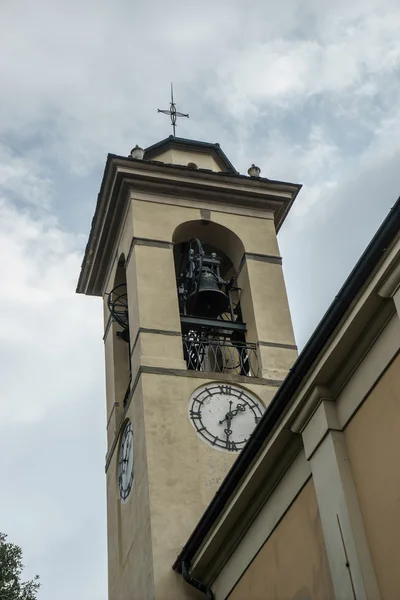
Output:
77 135 301 600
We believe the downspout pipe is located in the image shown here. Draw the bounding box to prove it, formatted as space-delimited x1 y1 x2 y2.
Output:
181 561 215 600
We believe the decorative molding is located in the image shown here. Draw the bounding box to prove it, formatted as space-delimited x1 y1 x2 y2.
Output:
106 401 122 431
200 208 211 221
140 327 181 336
136 365 282 387
237 254 246 278
394 287 400 318
100 193 133 298
133 237 173 249
125 236 174 270
132 193 274 221
125 235 136 268
130 329 140 357
290 385 332 434
103 316 127 343
103 314 113 341
377 261 400 298
124 368 141 414
237 252 282 277
246 252 282 264
105 414 127 472
302 400 340 461
130 327 182 357
258 340 298 351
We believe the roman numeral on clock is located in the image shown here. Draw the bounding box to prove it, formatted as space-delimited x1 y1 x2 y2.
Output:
190 409 201 419
226 440 238 451
218 385 232 395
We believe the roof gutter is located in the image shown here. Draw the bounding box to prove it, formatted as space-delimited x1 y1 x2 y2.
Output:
173 196 400 574
181 561 215 599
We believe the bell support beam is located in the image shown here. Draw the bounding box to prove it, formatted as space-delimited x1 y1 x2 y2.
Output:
180 316 246 333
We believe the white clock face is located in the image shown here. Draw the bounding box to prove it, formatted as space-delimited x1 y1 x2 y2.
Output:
118 421 134 502
188 384 264 452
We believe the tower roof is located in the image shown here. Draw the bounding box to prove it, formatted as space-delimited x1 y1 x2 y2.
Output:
143 136 237 174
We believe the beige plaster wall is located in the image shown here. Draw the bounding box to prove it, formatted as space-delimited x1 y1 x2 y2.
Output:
134 244 182 334
141 373 276 600
104 192 297 599
344 352 400 600
211 211 279 258
132 200 197 246
131 199 279 259
103 199 134 299
150 148 222 171
106 371 275 600
237 259 296 379
228 479 334 600
258 344 298 381
107 379 154 600
104 322 129 448
244 258 296 346
130 198 295 360
130 331 185 374
125 246 141 343
102 200 135 449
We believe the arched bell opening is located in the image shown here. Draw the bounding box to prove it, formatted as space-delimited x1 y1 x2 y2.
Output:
173 220 244 272
172 221 260 378
107 255 132 406
173 239 237 319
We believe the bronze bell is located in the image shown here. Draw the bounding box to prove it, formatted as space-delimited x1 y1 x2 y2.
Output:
186 268 229 318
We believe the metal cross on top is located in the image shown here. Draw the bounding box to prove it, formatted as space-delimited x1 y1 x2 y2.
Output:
158 83 189 136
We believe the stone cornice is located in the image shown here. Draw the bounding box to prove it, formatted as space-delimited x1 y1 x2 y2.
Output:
76 156 302 297
377 260 400 298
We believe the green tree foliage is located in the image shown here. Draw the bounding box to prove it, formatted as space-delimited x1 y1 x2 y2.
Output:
0 533 40 600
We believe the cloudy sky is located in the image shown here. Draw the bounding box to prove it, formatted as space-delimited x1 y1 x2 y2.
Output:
1 0 400 598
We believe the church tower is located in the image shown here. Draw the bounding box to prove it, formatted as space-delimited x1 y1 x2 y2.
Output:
77 135 301 599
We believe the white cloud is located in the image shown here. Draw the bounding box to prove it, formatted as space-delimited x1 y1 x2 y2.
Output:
0 150 106 598
218 9 400 118
0 145 53 208
1 0 400 598
0 194 101 421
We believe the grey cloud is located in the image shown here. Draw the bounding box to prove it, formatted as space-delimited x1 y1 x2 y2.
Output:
280 150 400 346
1 1 400 598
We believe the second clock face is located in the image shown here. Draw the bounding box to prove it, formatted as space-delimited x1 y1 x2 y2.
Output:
118 420 134 502
188 384 264 452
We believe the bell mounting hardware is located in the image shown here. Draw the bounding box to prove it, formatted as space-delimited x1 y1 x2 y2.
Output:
107 283 130 343
177 238 237 322
176 239 258 376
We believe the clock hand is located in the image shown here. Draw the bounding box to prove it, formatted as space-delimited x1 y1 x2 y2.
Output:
219 411 232 427
219 400 233 425
220 402 246 424
224 403 233 443
230 403 246 418
224 425 232 444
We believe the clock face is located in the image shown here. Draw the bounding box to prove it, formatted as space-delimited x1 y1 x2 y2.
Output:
188 384 264 452
118 421 134 502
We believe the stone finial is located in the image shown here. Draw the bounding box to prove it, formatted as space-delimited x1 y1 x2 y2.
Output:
130 145 145 160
